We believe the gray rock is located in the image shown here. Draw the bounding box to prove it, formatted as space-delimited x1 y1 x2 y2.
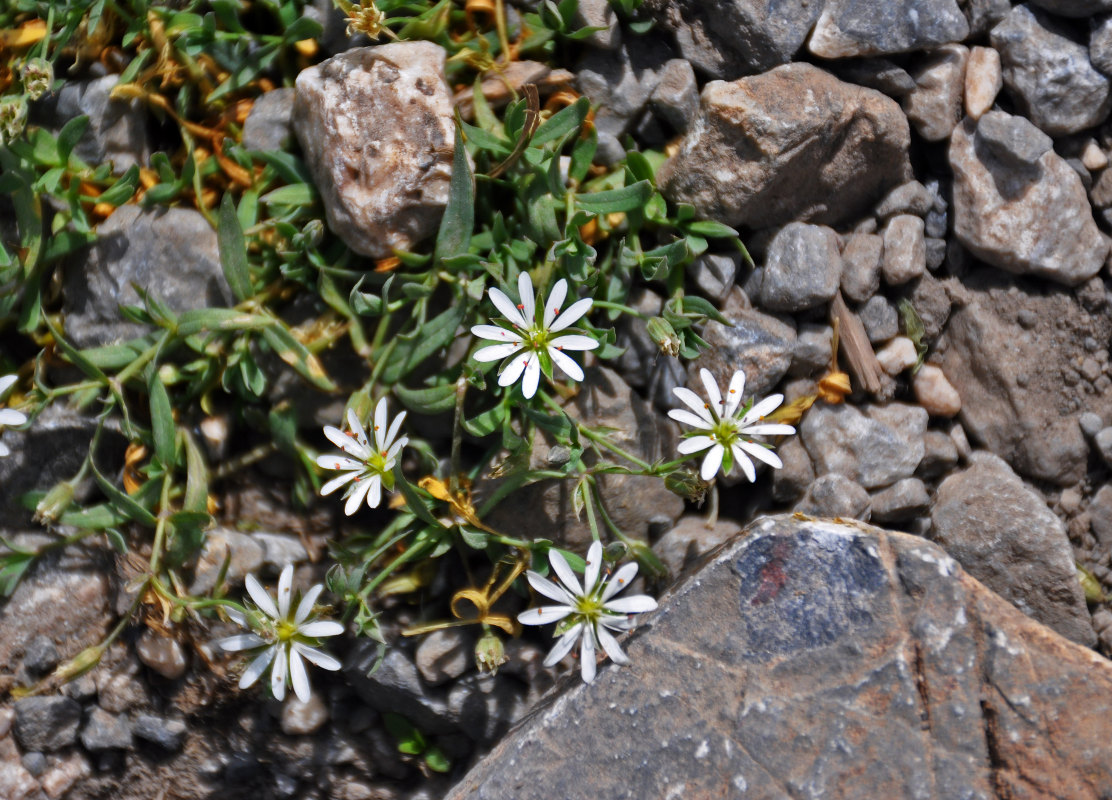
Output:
789 323 834 377
902 44 969 142
189 528 265 595
1029 0 1112 15
64 204 234 348
840 232 883 303
924 237 947 270
576 37 669 138
447 674 526 744
253 531 310 570
1092 15 1112 77
415 628 473 686
132 714 186 752
641 0 821 78
649 58 699 133
135 628 188 680
293 43 457 258
881 214 926 286
794 473 872 521
659 64 912 230
809 0 969 59
689 291 795 399
961 0 1012 36
653 515 742 578
759 223 842 313
1090 484 1112 548
21 751 45 777
875 181 934 220
13 697 82 751
242 88 296 151
573 0 620 50
950 114 1108 286
0 738 38 800
594 131 626 167
1096 427 1112 465
347 645 454 735
447 515 1112 800
869 477 931 523
801 403 927 489
832 58 917 97
281 694 330 735
991 5 1112 136
22 635 59 677
42 74 149 172
917 430 959 478
900 273 957 340
1080 411 1105 438
771 434 815 503
688 252 738 305
80 708 132 751
931 452 1094 646
858 296 899 344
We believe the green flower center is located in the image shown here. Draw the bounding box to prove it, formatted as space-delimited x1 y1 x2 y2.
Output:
276 619 298 642
708 418 741 448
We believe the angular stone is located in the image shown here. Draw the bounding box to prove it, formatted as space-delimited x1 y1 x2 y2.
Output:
447 516 1112 800
446 673 526 744
874 180 934 220
242 88 296 152
840 232 883 303
949 113 1108 286
0 737 37 800
794 473 871 521
659 64 912 230
576 37 670 138
932 452 1094 645
858 296 899 344
913 364 962 417
641 0 822 78
13 697 82 751
809 0 969 59
964 45 1002 120
132 714 186 752
649 58 699 133
416 628 473 686
573 0 620 50
789 323 834 377
758 223 842 313
41 75 150 173
1092 14 1112 77
64 205 234 348
991 5 1112 136
902 44 968 142
876 336 918 375
80 708 132 751
918 430 959 478
882 215 926 286
771 433 815 504
801 402 926 489
832 58 916 97
869 477 931 523
293 42 456 258
347 645 454 734
653 515 742 579
189 528 265 595
688 252 739 304
1091 484 1112 548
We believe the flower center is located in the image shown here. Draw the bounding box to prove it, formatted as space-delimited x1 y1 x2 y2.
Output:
522 324 550 352
276 619 298 642
709 418 741 448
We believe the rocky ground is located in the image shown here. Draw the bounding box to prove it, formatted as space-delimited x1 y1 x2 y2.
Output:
5 0 1112 797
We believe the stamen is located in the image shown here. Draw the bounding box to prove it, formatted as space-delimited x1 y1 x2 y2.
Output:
517 304 525 310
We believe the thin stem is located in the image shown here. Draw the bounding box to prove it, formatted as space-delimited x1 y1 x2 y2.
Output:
591 300 649 320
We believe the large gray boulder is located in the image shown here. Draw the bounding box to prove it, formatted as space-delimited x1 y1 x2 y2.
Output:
808 0 969 59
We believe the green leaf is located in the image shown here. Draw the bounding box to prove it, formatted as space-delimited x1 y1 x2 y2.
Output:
462 403 506 437
90 459 158 528
681 294 729 324
96 165 140 206
531 96 590 147
44 317 108 383
57 116 90 164
575 180 653 215
395 382 457 415
380 305 465 383
261 183 318 206
392 467 445 529
424 746 451 773
434 126 475 265
148 372 176 468
181 429 209 514
383 712 426 755
59 503 131 530
686 219 739 238
175 308 272 336
218 193 253 302
459 527 491 550
261 320 338 391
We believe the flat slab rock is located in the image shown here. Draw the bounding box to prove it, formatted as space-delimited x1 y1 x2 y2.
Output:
448 516 1112 800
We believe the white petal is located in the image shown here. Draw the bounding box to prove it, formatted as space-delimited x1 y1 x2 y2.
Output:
544 623 582 666
344 477 372 516
382 409 407 449
295 584 324 625
544 279 568 328
366 474 383 508
526 571 576 604
323 426 369 459
596 625 629 665
316 455 365 473
677 435 715 455
373 397 388 452
518 605 574 626
580 628 597 683
699 368 724 418
549 548 583 596
497 352 531 387
604 594 658 614
521 353 541 399
548 347 585 381
474 342 523 363
0 409 26 426
270 644 288 700
245 573 279 619
672 387 714 424
731 443 757 482
583 541 603 595
299 620 345 638
320 471 359 497
741 423 796 437
289 647 311 703
346 408 370 451
385 437 408 462
0 375 17 394
668 408 714 430
470 324 523 343
218 633 267 652
518 271 536 324
225 608 248 626
741 394 785 424
276 564 294 618
488 286 527 328
700 444 725 481
724 369 747 417
549 297 592 332
601 562 638 601
738 439 783 469
547 334 598 351
240 646 277 689
0 441 9 458
293 642 342 671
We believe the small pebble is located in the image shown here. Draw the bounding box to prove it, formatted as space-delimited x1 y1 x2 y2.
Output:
1080 412 1104 439
135 629 189 680
281 694 330 736
964 46 1002 120
913 365 962 417
1059 487 1082 515
876 337 919 376
1095 428 1112 467
949 423 972 460
1082 140 1109 172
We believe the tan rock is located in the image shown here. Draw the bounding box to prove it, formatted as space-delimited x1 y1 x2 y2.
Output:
876 336 918 375
964 46 1002 120
1082 139 1109 171
912 363 961 417
903 44 968 141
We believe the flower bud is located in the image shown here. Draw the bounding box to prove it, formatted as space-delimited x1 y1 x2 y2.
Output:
301 219 325 248
474 630 507 675
0 97 29 145
665 469 709 503
34 480 76 524
53 643 106 683
646 317 681 357
21 58 53 101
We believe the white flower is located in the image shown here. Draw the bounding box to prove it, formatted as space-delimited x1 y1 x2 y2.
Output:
471 272 598 399
669 367 796 482
518 540 657 683
218 564 344 703
315 398 407 515
0 374 28 458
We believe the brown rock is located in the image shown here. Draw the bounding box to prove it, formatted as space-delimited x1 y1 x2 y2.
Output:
964 45 1003 120
912 364 962 417
659 64 911 230
902 44 968 141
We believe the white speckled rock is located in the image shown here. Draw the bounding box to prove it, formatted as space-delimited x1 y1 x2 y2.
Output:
964 46 1002 120
876 336 918 376
913 364 962 417
293 42 457 258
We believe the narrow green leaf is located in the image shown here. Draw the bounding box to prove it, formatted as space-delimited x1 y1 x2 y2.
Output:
392 467 445 529
218 193 253 302
462 404 506 437
395 382 457 415
434 126 474 265
148 372 176 468
57 117 91 163
380 305 465 383
686 219 739 238
681 294 729 325
90 459 158 528
261 183 318 206
181 429 209 514
261 320 338 391
96 165 140 206
531 96 590 146
176 308 273 336
44 317 107 383
574 180 653 215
